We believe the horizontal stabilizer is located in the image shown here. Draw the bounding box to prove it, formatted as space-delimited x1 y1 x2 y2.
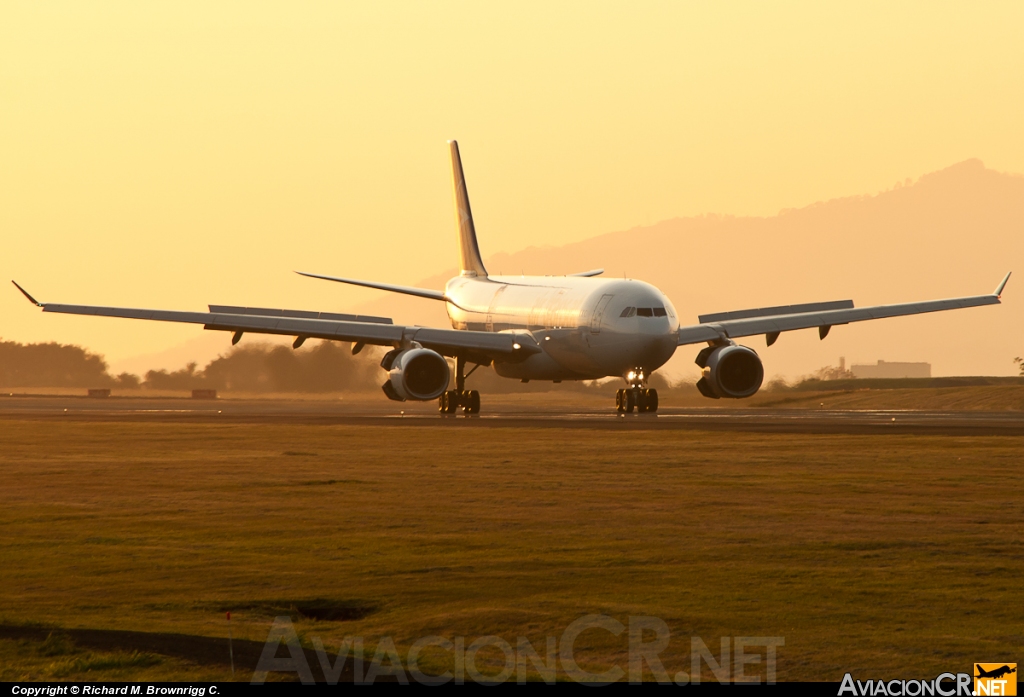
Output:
296 271 448 302
209 305 392 325
699 300 854 324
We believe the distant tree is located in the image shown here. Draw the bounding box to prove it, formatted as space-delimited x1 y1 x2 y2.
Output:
143 362 204 390
764 376 792 392
0 337 384 392
140 342 381 393
808 363 854 381
1015 357 1023 376
200 342 379 392
0 339 114 387
114 372 142 389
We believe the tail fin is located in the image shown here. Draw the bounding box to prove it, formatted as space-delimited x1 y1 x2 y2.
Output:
448 140 488 277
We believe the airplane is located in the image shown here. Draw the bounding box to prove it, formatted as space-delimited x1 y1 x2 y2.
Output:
975 665 1016 680
12 141 1012 415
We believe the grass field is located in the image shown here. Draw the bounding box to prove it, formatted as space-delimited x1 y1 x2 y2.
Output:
0 416 1021 681
748 385 1024 412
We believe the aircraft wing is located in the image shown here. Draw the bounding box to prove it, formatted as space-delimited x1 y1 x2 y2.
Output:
10 283 541 361
677 273 1010 346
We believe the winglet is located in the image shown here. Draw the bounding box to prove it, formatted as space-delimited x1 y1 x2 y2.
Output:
11 280 43 307
994 271 1012 298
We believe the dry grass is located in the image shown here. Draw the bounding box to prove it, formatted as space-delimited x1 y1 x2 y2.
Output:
747 385 1024 411
0 417 1021 681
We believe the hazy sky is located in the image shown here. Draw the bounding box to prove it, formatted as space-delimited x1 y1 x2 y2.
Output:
2 2 1022 366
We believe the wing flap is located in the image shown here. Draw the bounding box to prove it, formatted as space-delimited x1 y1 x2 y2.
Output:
699 299 853 324
208 304 393 324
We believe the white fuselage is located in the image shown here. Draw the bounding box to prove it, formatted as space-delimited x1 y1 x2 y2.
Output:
445 274 679 381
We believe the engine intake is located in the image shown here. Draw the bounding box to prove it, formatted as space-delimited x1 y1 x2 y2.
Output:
380 348 451 401
694 344 764 399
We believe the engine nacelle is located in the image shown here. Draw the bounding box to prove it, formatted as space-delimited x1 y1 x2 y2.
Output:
380 348 451 402
694 344 764 399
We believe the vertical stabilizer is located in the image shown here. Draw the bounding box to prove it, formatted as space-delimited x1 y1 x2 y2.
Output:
449 140 488 277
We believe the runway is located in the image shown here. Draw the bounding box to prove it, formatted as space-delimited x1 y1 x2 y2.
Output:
1 393 1022 434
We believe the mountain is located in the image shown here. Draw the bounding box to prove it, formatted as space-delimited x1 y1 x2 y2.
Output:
357 159 1024 381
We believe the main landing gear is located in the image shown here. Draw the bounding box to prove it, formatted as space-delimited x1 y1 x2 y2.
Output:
616 387 658 414
439 355 482 415
439 389 480 415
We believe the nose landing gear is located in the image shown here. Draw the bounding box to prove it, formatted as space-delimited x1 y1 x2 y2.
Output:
616 368 658 414
616 387 659 413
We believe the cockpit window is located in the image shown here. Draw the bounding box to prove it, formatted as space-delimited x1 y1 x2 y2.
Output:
636 307 653 317
653 307 667 317
619 307 636 318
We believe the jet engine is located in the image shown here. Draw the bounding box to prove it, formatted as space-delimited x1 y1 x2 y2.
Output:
694 344 764 399
380 348 451 401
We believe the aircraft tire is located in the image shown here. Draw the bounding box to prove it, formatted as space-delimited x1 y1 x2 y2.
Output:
647 388 659 413
440 390 460 415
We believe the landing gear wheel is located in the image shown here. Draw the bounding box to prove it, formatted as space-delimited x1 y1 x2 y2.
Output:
615 389 625 413
439 390 460 415
464 390 481 415
624 389 636 414
646 388 659 413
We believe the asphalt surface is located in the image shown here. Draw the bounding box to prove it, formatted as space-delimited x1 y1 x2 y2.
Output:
2 393 1023 435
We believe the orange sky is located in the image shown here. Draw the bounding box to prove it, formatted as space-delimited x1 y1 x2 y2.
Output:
2 2 1022 373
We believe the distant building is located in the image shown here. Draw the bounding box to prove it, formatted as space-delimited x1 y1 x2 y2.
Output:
850 360 931 379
